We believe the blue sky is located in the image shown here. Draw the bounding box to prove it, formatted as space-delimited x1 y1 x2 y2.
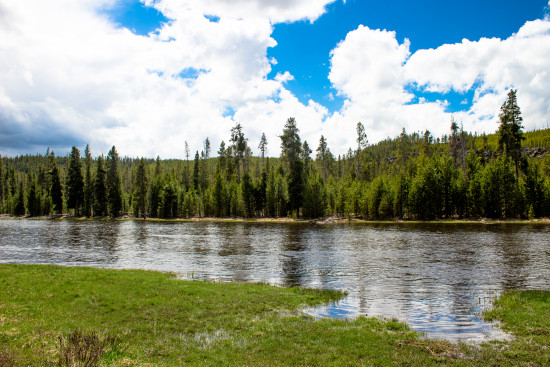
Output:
108 0 549 114
267 0 549 113
1 0 549 157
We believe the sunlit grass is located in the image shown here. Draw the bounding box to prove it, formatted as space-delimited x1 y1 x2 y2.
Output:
0 264 451 366
1 265 549 365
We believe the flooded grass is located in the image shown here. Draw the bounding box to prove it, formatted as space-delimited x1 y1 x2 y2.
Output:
0 264 445 366
0 264 548 366
481 291 550 365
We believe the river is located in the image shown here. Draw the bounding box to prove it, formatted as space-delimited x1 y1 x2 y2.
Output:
1 219 549 342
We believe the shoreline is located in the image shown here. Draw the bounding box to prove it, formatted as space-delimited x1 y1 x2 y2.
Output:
1 213 550 225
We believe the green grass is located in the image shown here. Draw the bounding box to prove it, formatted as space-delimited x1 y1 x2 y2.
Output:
482 291 550 366
0 265 549 366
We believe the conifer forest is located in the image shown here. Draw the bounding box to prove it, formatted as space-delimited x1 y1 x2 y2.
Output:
2 90 550 221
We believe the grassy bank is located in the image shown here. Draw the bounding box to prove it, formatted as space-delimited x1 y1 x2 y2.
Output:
482 291 550 365
0 265 549 366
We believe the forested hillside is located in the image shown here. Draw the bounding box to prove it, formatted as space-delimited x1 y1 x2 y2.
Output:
1 90 549 220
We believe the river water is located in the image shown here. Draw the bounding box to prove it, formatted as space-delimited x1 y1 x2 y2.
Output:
1 219 549 342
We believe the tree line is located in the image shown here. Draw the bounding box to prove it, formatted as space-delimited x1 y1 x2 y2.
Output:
1 89 550 220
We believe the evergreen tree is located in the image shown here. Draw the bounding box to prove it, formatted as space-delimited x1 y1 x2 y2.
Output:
482 157 519 218
93 155 107 217
280 117 302 165
301 141 312 172
242 172 254 217
280 117 303 215
303 172 326 218
147 177 162 218
356 122 368 178
409 156 443 220
258 133 268 166
67 146 84 216
26 173 41 217
265 165 276 217
393 173 410 219
193 151 200 191
368 176 387 219
498 89 524 179
13 181 25 216
0 155 4 211
158 179 178 218
316 135 330 181
213 172 226 217
274 171 288 217
106 146 122 217
230 123 248 182
204 137 211 159
50 162 63 214
524 161 546 218
83 144 93 217
133 158 148 218
8 167 16 196
217 141 227 173
449 117 460 166
255 165 268 216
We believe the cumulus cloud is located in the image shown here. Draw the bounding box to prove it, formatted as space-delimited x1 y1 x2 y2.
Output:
0 0 549 158
329 26 411 105
154 0 338 23
323 20 550 149
0 0 336 158
404 18 550 133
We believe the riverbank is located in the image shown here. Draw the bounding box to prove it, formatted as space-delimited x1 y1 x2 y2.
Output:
0 265 548 366
2 213 550 225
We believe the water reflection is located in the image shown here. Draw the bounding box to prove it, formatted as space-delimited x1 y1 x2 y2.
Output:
1 219 549 342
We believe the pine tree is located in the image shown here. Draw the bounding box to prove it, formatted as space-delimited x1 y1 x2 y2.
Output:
193 151 200 191
303 172 326 218
280 117 302 165
213 172 226 217
147 177 162 218
498 89 524 179
449 117 466 173
356 122 368 178
217 141 226 173
106 146 122 217
255 165 268 216
204 137 211 159
83 144 93 217
13 181 25 216
242 172 254 218
67 146 84 216
133 158 147 218
525 161 546 217
93 155 107 217
50 161 63 214
301 141 312 172
158 179 178 218
258 133 268 167
183 141 191 191
280 117 303 215
316 135 330 181
230 123 248 182
26 173 41 217
0 155 4 211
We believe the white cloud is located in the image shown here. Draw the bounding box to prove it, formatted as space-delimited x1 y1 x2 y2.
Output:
154 0 338 23
324 20 550 151
329 26 411 105
0 0 549 158
0 0 336 158
404 19 550 133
